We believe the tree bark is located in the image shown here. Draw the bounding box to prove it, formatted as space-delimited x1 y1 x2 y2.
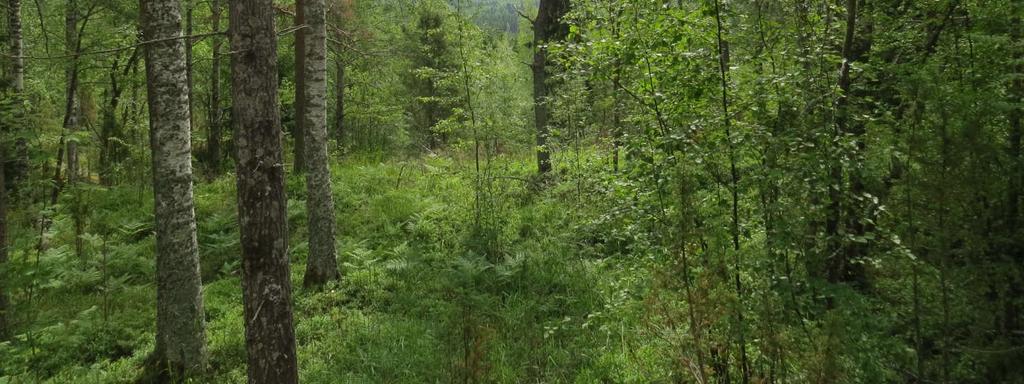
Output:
301 0 340 288
8 0 23 93
335 56 345 151
10 0 26 184
65 0 80 185
0 142 6 341
140 0 208 377
711 0 749 381
827 0 867 286
293 0 307 174
0 0 23 339
100 49 138 185
229 0 300 381
531 0 569 175
207 0 223 174
9 0 23 93
1005 3 1023 342
185 1 195 137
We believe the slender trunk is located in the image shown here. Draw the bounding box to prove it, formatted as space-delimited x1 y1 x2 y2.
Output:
938 116 952 384
907 104 925 382
335 57 345 151
100 55 127 185
185 2 195 136
301 0 340 288
208 0 223 174
61 0 80 187
1011 22 1022 234
10 0 26 182
50 138 65 205
712 0 749 381
1 0 23 339
65 0 80 185
609 5 622 173
229 0 300 381
826 0 859 286
0 118 5 342
532 47 551 174
293 0 307 174
140 0 207 377
842 0 872 289
205 0 222 174
611 68 622 172
9 0 23 93
1002 2 1022 348
0 135 6 342
678 176 709 384
64 1 84 263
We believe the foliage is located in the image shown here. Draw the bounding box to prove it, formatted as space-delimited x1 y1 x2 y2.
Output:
2 0 1023 383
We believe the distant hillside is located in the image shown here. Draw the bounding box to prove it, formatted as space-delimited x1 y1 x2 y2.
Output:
451 0 539 35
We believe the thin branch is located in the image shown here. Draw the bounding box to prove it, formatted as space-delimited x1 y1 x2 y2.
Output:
3 31 226 60
514 6 535 25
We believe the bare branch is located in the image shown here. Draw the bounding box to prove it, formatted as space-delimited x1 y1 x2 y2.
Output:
515 6 535 25
3 31 226 60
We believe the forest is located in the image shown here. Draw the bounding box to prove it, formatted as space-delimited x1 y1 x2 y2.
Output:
0 0 1022 382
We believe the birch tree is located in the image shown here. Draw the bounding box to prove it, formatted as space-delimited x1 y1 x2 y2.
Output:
300 0 340 287
139 0 207 376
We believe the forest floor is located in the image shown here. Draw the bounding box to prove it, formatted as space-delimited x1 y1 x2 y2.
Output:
2 153 657 383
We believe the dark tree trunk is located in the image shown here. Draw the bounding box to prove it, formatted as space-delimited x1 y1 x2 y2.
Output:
0 0 23 339
64 0 80 185
0 131 6 342
530 0 569 175
140 0 208 377
229 0 300 381
1006 4 1023 342
711 0 749 381
99 49 138 185
826 0 869 287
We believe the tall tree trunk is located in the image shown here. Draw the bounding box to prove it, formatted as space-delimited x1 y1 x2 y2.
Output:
185 1 195 137
139 0 207 377
711 0 749 381
0 104 6 341
842 0 872 289
64 0 80 185
301 0 339 288
0 0 23 339
293 0 307 174
9 0 22 93
531 0 569 175
207 0 223 174
0 143 6 341
335 57 345 151
826 0 861 286
100 70 117 185
532 47 552 174
100 50 138 185
10 0 26 184
1006 3 1023 341
229 0 300 381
